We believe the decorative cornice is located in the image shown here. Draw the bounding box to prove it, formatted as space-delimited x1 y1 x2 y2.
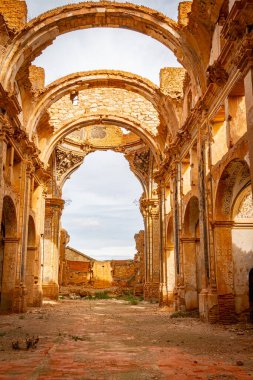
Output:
207 61 229 87
45 197 65 210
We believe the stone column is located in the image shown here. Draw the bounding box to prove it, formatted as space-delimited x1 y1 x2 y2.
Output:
197 126 219 322
0 115 8 220
213 221 236 323
181 237 198 310
157 182 167 306
164 246 176 309
32 184 46 307
172 162 186 310
141 198 160 301
244 68 253 192
18 161 33 312
42 197 64 299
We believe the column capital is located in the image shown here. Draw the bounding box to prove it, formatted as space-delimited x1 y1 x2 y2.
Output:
140 198 159 217
45 197 65 211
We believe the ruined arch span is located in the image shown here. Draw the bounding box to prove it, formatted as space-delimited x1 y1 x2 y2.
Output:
0 2 204 95
42 114 160 165
28 70 176 136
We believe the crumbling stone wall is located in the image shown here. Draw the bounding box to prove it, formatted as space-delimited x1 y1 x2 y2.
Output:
64 261 92 286
48 88 159 136
0 0 27 32
59 241 144 293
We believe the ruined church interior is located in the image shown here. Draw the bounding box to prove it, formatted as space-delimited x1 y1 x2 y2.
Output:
0 0 253 378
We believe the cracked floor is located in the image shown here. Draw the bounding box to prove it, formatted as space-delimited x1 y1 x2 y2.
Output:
0 299 252 379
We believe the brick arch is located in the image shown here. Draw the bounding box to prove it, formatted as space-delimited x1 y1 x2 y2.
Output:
41 114 160 165
215 159 251 221
28 70 177 136
0 2 204 94
37 85 160 143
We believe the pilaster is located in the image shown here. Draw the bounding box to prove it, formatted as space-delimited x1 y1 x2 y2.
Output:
141 197 160 301
42 197 64 299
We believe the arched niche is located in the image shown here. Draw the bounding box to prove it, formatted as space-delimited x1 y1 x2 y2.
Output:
0 196 18 311
182 196 200 310
231 185 253 318
214 158 252 321
215 159 250 221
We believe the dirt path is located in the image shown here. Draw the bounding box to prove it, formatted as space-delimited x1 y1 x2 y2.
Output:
0 299 252 379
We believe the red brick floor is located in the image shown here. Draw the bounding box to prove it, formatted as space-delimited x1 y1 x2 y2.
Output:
0 299 252 379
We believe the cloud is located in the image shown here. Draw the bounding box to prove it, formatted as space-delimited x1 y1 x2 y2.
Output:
26 1 181 20
28 0 182 85
62 152 144 259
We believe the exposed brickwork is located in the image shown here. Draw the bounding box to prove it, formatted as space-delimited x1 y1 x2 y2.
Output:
160 68 185 98
29 66 45 93
178 2 192 27
48 88 159 136
218 294 237 324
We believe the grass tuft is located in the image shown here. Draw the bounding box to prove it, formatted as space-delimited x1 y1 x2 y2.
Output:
170 310 199 319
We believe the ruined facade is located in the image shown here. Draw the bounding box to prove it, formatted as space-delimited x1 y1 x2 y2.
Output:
0 0 252 323
59 234 144 293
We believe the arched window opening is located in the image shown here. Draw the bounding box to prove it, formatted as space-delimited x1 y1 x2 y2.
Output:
70 91 79 106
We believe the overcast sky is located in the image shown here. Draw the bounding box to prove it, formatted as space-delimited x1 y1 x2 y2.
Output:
25 0 181 260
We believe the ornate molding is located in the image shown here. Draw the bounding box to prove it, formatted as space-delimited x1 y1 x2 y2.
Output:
124 147 151 186
140 197 159 217
232 34 253 73
225 20 246 41
133 149 150 179
55 146 87 182
207 62 229 87
235 192 253 219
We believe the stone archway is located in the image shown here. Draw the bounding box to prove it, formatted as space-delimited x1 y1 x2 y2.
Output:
0 2 204 95
0 196 18 311
27 71 169 134
182 196 200 310
214 159 252 322
41 115 161 166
